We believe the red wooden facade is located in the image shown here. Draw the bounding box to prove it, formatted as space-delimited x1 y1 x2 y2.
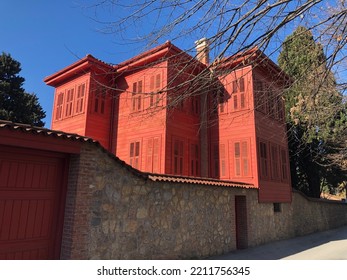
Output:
44 41 292 202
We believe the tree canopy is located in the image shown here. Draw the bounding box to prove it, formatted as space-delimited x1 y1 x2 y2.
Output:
278 26 347 198
0 52 46 127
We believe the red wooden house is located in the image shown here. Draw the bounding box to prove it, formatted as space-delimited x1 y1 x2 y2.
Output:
44 39 292 202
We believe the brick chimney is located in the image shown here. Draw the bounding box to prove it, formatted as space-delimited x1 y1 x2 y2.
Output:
195 38 209 65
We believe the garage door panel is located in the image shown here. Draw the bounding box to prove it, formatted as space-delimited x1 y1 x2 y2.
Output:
0 198 55 241
0 146 68 259
1 160 60 190
0 239 51 260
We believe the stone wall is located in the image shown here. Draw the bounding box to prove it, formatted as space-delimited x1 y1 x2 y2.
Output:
61 143 347 259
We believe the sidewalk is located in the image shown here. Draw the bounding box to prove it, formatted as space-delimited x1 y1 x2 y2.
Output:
211 225 347 260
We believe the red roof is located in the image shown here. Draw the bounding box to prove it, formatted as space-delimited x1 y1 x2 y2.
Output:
0 119 97 144
44 54 114 87
147 174 256 188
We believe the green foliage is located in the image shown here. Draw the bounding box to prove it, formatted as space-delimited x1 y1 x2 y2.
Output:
278 26 347 198
0 52 45 127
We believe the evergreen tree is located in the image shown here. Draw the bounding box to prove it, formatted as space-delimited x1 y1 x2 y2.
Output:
0 52 45 127
278 26 347 198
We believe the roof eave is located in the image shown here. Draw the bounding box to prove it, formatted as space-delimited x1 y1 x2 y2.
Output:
44 55 114 87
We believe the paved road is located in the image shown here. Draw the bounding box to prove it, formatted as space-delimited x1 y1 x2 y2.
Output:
212 225 347 260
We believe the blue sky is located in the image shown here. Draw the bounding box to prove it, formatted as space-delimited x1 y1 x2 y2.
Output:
1 0 155 127
1 1 331 127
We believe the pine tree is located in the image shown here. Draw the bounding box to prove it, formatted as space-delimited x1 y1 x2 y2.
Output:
0 52 46 126
278 26 347 198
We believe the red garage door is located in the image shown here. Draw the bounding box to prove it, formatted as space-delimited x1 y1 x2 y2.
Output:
0 146 68 259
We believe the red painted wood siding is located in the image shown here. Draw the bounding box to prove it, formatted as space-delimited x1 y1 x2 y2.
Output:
115 61 168 173
165 60 201 176
46 46 292 203
0 146 67 259
252 68 291 202
209 66 257 185
85 75 113 150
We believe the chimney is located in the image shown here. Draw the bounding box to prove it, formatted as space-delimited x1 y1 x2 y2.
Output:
195 38 209 65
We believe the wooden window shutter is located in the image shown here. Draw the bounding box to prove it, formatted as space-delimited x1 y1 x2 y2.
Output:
213 144 219 177
76 84 85 114
65 88 74 117
138 81 142 110
155 74 161 89
260 141 268 179
234 142 241 176
146 139 153 172
271 145 279 180
129 141 140 169
232 80 237 93
150 76 155 91
239 77 245 92
220 144 226 177
55 92 64 120
153 138 159 173
129 142 134 166
242 141 248 176
233 95 238 110
240 93 245 108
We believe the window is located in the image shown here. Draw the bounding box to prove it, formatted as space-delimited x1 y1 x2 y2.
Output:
213 144 219 178
271 144 280 180
281 148 288 181
94 87 106 114
55 92 64 120
259 141 268 179
231 77 246 110
220 143 226 177
65 88 74 117
254 80 265 113
132 80 142 112
232 80 238 93
239 77 245 92
146 137 160 173
76 83 85 114
235 142 241 176
213 143 228 178
233 95 238 110
173 139 184 175
190 143 200 176
149 74 161 108
234 141 250 177
129 141 141 169
215 86 226 114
